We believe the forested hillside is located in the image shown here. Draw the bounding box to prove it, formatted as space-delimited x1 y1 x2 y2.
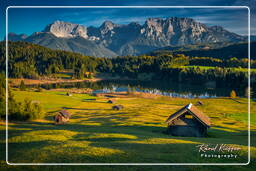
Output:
1 41 255 88
150 42 256 59
0 41 97 79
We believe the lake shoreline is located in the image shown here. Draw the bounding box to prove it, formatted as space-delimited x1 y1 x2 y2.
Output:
8 76 248 99
8 74 139 87
8 77 101 86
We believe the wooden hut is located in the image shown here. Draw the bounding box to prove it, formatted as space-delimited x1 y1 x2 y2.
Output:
165 103 210 137
107 99 115 104
112 105 124 110
54 110 71 124
66 92 72 96
196 101 204 106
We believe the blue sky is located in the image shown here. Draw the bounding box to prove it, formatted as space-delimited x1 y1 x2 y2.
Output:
1 0 256 40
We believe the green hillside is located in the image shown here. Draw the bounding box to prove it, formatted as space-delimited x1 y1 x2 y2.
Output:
150 42 256 59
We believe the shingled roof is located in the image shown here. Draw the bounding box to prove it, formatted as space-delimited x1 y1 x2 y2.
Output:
165 103 211 127
59 110 71 119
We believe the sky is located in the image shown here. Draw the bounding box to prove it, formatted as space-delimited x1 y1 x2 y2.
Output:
1 0 256 40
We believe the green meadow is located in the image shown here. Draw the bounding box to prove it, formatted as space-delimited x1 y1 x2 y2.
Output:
0 89 256 171
178 65 256 73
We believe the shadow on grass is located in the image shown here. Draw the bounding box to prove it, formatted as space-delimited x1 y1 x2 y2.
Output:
153 103 184 106
82 99 108 103
7 120 252 143
4 106 254 164
62 107 112 111
230 98 247 104
5 120 253 163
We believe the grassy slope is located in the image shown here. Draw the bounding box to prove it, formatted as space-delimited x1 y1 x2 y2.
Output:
0 90 256 170
178 66 256 72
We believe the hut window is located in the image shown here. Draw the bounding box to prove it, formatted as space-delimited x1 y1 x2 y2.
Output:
185 115 193 119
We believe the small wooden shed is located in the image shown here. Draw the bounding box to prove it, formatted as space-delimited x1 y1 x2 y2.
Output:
107 99 115 104
196 101 204 106
54 110 71 124
112 105 124 110
165 103 210 137
66 92 72 96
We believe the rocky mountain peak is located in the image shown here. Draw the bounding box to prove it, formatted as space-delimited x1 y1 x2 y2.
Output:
43 20 88 38
142 17 202 35
6 33 28 41
210 25 225 32
99 21 118 35
146 17 163 23
128 22 141 26
101 21 115 28
8 17 245 57
100 21 119 30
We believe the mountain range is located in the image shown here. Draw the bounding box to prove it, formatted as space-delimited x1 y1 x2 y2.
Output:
8 17 246 57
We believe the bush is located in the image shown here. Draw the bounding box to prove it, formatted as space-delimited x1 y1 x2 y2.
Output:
230 90 237 98
87 73 94 79
6 88 25 120
245 87 252 98
23 99 45 120
19 80 26 91
35 86 43 92
9 98 45 121
0 79 5 119
132 87 136 94
0 92 5 119
8 102 26 121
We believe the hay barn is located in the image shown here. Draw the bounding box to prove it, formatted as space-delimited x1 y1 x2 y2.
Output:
112 105 124 110
54 110 71 124
165 103 210 137
107 99 115 104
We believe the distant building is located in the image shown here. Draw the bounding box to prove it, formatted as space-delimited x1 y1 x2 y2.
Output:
165 103 210 137
107 99 115 104
54 110 71 124
66 92 72 96
196 101 204 106
112 105 124 110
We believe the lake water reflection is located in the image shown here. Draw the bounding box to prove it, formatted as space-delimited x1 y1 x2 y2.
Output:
34 80 249 99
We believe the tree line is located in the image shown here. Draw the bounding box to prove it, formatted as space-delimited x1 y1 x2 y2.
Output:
97 55 252 88
0 41 254 88
0 41 96 79
151 41 256 60
0 73 45 120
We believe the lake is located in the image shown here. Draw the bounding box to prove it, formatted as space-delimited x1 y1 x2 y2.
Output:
31 80 250 99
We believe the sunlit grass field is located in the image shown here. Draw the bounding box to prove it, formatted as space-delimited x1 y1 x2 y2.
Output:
178 65 256 73
1 89 256 170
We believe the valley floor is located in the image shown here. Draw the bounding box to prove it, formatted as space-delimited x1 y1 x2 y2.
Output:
0 89 256 170
8 73 136 87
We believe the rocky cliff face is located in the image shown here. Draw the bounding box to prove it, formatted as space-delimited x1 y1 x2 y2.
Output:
7 17 245 57
6 33 27 41
43 20 88 39
138 17 243 45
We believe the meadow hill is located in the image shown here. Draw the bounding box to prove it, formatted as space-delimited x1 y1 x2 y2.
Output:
0 16 255 169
